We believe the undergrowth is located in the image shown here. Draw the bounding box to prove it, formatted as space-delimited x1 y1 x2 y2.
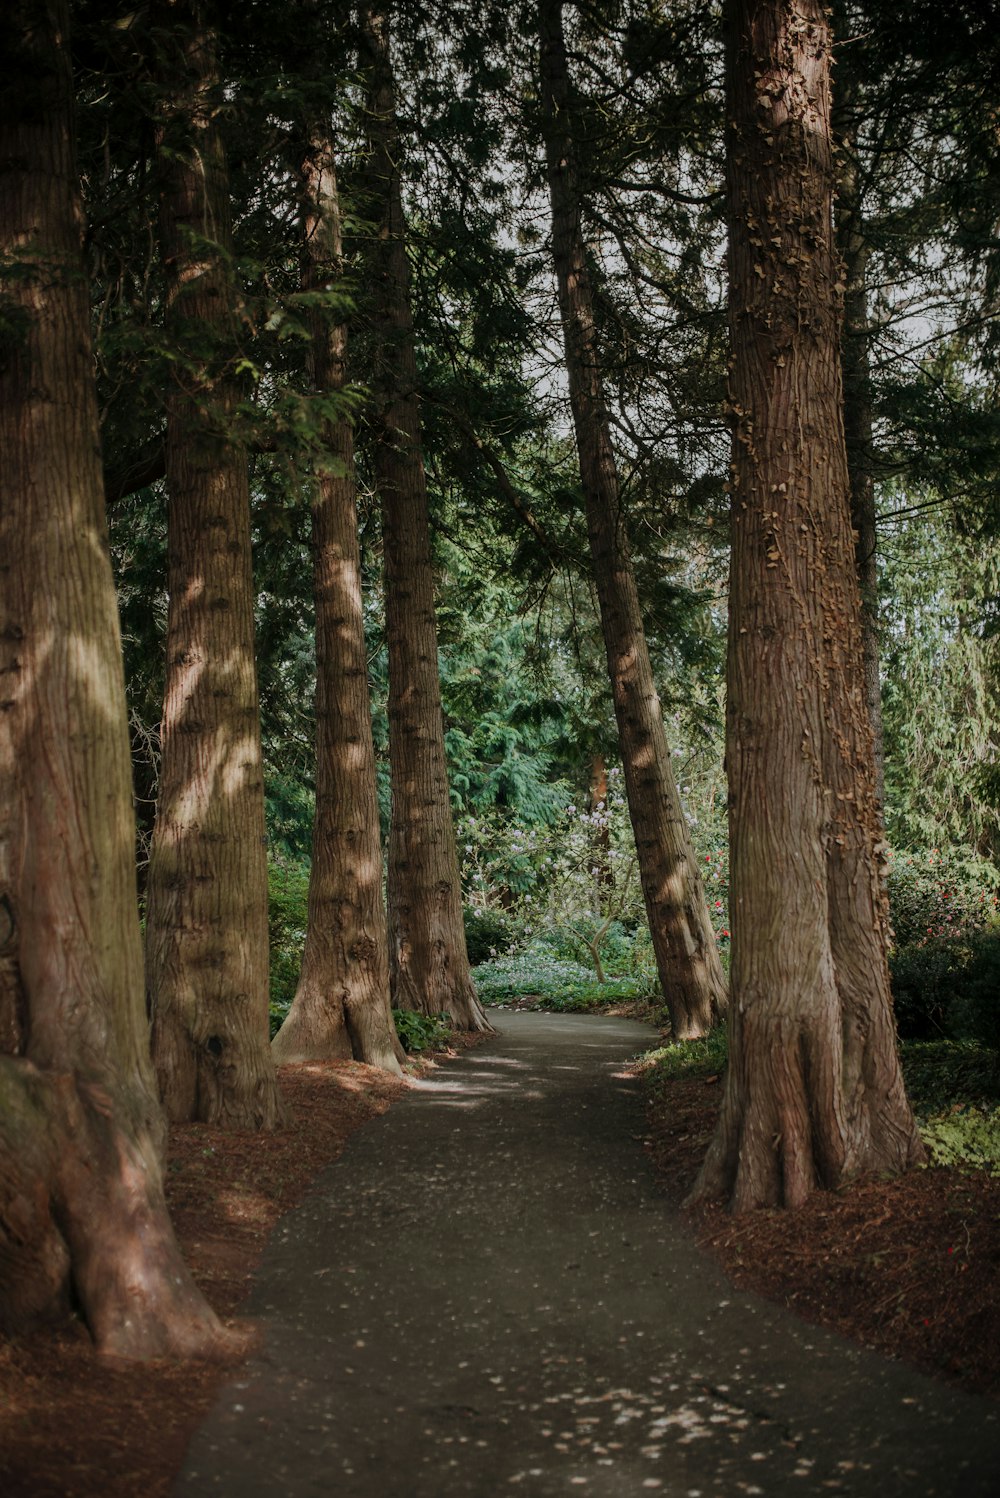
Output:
642 1028 1000 1176
392 1009 453 1054
473 951 656 1012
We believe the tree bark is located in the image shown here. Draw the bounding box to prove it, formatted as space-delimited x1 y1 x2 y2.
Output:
359 5 490 1031
271 113 403 1072
0 0 227 1356
691 0 924 1211
144 1 284 1127
834 71 885 803
539 0 727 1039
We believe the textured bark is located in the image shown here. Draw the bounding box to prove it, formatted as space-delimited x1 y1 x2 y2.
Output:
539 1 727 1039
271 116 403 1073
834 79 885 803
360 5 489 1031
144 2 283 1127
0 0 225 1356
691 0 924 1211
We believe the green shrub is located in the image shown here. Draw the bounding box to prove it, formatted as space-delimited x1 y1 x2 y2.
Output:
899 1040 1000 1113
463 906 516 965
947 933 1000 1048
642 1033 1000 1176
918 1108 1000 1174
902 1041 1000 1176
392 1009 453 1053
268 859 309 1037
891 927 1000 1044
887 848 999 946
471 945 657 1011
644 1026 729 1084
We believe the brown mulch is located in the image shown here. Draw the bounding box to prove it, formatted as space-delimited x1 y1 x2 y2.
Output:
2 1034 998 1498
0 1046 465 1498
643 1073 1000 1399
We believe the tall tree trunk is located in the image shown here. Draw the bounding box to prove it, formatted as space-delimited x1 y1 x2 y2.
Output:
539 0 727 1039
359 5 489 1031
691 0 924 1211
834 72 885 803
271 113 403 1073
0 0 226 1357
144 1 284 1127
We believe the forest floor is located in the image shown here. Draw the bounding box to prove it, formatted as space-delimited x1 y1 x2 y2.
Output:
1 1023 997 1497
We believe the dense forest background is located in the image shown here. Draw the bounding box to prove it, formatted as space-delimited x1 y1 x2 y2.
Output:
2 0 999 1359
81 0 999 1027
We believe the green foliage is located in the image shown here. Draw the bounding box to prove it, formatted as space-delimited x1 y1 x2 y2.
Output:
892 928 999 1048
438 611 570 824
463 906 516 965
886 848 1000 1043
643 1027 729 1085
886 848 1000 947
265 774 316 865
919 1109 1000 1175
267 859 309 1037
472 945 656 1013
891 929 1000 1045
643 1031 1000 1174
899 1040 1000 1113
880 510 1000 859
392 1009 453 1053
902 1041 1000 1176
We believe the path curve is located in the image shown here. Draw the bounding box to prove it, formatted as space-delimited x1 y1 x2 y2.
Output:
175 1011 1000 1496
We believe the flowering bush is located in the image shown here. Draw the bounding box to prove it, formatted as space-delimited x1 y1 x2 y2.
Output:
697 846 730 948
472 946 654 1011
886 848 1000 947
457 768 650 979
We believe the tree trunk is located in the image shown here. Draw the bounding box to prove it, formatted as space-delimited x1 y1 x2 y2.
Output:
691 0 924 1211
539 0 727 1039
144 1 284 1127
834 73 885 803
0 0 227 1356
359 5 490 1032
271 114 403 1073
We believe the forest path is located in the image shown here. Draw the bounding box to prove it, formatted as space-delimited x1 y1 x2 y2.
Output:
174 1011 999 1497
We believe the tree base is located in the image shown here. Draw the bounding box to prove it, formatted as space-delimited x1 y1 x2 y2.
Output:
0 1059 235 1360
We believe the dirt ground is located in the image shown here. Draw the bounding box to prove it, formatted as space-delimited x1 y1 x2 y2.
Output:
1 1035 997 1497
643 1071 1000 1398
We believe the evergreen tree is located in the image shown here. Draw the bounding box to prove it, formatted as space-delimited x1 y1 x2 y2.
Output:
539 0 726 1038
359 3 489 1030
0 0 225 1355
692 0 923 1211
271 8 403 1071
144 0 283 1128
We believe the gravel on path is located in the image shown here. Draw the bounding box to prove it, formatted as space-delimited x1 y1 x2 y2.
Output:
175 1011 1000 1497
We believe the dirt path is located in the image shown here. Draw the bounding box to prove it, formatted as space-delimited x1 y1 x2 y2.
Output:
174 1012 1000 1497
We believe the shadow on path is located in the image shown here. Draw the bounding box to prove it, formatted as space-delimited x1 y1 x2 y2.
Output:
175 1011 1000 1496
